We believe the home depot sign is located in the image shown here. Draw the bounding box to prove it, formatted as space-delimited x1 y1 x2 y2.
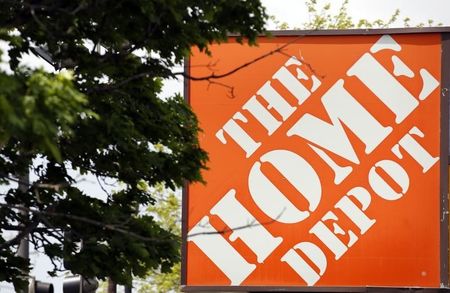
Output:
184 31 447 289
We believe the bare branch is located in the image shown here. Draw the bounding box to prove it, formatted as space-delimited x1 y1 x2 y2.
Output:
89 33 316 94
0 216 40 250
96 176 111 197
206 80 235 99
0 172 69 192
177 38 296 81
187 208 286 239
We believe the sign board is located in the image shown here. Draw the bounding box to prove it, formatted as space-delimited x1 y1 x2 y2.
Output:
183 28 450 291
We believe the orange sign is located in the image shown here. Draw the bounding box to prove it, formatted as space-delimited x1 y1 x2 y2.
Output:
184 32 446 289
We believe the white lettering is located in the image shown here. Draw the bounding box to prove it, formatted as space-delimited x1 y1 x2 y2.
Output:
335 187 376 235
281 242 327 286
368 160 410 201
242 96 282 136
210 189 283 263
248 150 321 223
347 53 419 124
216 112 261 158
392 126 439 173
288 79 392 164
257 81 296 121
187 216 256 285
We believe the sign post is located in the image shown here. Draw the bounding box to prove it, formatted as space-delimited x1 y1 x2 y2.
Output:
183 28 450 292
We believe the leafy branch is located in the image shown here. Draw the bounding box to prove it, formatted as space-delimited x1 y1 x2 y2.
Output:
0 203 174 244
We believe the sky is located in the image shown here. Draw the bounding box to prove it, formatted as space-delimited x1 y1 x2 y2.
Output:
1 0 450 292
262 0 450 29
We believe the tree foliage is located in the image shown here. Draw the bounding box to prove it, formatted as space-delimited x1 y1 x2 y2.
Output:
0 0 267 289
302 0 400 29
137 185 181 293
269 0 442 30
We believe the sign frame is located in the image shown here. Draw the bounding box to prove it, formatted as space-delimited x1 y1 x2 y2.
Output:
182 27 450 292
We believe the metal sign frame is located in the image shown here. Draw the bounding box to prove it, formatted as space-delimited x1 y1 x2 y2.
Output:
182 27 450 292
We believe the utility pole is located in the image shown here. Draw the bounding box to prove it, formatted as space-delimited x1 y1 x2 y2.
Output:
124 271 132 293
16 172 30 293
107 278 116 293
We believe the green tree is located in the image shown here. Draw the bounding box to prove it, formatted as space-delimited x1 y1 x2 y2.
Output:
270 0 442 30
0 0 267 290
302 0 400 29
137 184 181 293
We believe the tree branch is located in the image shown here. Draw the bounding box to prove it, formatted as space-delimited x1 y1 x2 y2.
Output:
0 203 174 244
176 37 297 81
187 208 286 239
0 215 40 250
89 33 315 94
0 172 69 192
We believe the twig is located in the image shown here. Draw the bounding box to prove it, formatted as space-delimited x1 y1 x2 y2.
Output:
207 80 235 99
96 176 111 197
0 216 40 250
0 172 69 192
90 33 315 93
178 40 293 81
187 208 285 238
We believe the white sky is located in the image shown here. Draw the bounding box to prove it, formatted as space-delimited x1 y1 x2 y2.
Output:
1 1 450 292
262 0 450 29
